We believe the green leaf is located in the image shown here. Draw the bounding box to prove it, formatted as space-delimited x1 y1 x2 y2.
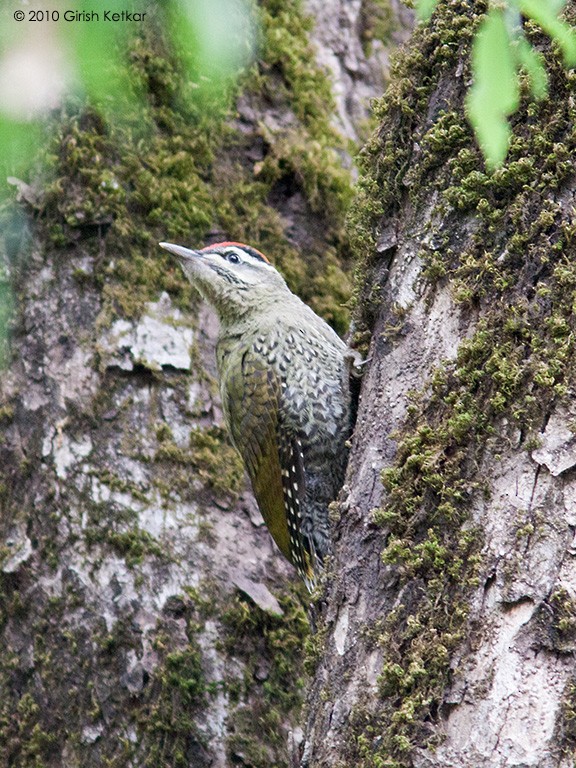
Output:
548 0 568 12
165 0 255 109
516 35 549 99
416 0 438 21
68 0 146 118
166 0 255 85
519 0 576 66
466 8 520 169
0 117 43 182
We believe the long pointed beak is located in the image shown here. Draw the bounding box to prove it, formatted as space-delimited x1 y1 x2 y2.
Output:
159 242 201 262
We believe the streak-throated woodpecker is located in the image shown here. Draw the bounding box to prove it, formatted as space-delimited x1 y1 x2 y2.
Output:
159 240 355 590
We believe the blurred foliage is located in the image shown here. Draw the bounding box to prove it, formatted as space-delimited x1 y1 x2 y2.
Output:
0 0 253 180
0 0 256 368
417 0 576 168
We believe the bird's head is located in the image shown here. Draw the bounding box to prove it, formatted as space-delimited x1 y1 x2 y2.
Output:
159 241 288 322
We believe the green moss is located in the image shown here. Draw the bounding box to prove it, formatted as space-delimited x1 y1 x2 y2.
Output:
543 588 576 651
94 468 149 503
303 621 329 675
221 589 310 767
558 680 576 759
141 639 212 768
153 424 244 500
0 588 134 768
81 479 166 566
68 590 222 768
349 0 486 333
257 0 338 134
0 692 59 768
0 404 14 422
101 529 165 566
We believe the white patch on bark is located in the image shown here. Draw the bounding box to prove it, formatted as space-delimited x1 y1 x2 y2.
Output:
334 603 349 655
51 433 93 479
532 407 576 476
230 571 285 617
1 523 33 573
101 292 194 372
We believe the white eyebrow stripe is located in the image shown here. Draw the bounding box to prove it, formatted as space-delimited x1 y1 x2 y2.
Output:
220 246 277 271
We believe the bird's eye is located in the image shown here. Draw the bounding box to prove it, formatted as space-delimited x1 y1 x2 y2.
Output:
226 251 240 264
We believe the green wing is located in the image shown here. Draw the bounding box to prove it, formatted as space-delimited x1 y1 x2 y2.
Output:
224 350 315 586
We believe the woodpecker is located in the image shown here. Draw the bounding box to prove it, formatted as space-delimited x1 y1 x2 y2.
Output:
159 240 356 590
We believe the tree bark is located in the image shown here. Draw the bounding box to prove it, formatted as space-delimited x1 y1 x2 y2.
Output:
0 2 411 767
303 3 576 767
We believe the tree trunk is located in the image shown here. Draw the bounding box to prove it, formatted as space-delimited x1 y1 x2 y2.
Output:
303 3 576 767
0 2 411 767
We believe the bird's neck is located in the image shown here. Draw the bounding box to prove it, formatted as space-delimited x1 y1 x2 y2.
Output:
215 312 260 371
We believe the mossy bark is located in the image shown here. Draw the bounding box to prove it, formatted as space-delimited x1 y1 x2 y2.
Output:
303 2 576 766
0 1 406 767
